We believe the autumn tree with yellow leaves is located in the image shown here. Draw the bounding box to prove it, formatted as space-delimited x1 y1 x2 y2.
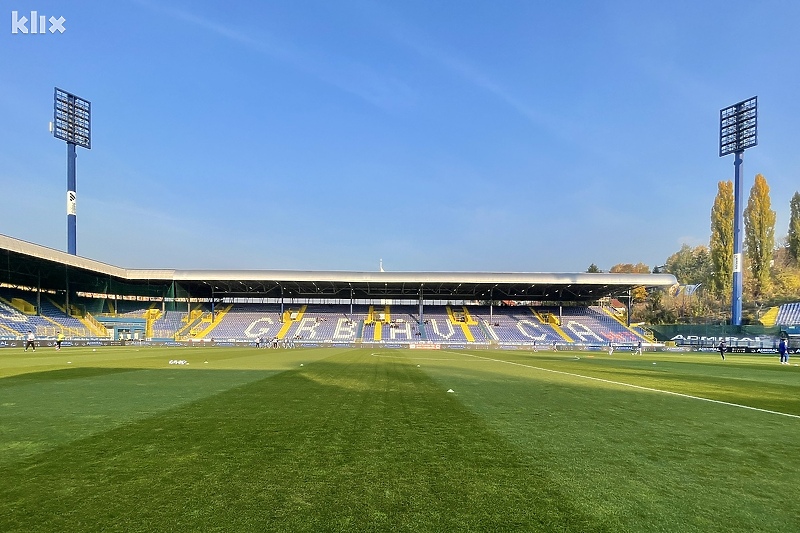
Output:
743 174 776 298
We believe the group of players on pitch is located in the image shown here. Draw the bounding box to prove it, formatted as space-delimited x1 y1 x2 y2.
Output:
716 337 790 364
255 336 299 349
23 330 65 352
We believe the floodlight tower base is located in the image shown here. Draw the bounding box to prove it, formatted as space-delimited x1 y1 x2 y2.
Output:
731 151 744 325
67 142 77 255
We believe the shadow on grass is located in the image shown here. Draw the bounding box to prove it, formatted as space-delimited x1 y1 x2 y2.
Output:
0 367 141 387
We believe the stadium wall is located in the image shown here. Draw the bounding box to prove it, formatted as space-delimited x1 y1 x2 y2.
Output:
650 324 784 348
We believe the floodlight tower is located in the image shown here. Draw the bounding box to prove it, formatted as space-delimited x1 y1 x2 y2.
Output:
719 96 757 326
52 88 91 255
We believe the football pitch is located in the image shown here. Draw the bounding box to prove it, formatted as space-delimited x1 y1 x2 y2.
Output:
1 346 798 532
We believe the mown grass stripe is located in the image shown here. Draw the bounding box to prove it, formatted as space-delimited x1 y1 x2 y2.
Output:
0 367 271 465
452 351 800 419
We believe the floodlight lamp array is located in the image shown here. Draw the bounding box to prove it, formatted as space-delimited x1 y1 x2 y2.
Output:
53 87 91 149
719 96 757 157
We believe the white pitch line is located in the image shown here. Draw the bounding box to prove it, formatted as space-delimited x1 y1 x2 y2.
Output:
446 351 800 420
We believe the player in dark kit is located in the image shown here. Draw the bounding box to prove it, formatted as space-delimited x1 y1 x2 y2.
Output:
718 339 726 360
779 338 788 365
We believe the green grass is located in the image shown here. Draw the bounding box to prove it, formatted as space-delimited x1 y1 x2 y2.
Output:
1 346 798 532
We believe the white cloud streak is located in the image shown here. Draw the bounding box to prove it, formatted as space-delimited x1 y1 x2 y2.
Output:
130 0 415 111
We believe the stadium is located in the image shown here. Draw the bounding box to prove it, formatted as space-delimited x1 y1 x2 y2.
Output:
3 3 800 532
3 233 799 351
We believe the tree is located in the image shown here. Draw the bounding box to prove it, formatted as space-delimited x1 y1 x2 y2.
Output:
789 191 800 266
664 244 712 286
639 288 677 324
610 263 650 274
586 263 601 273
610 263 650 301
709 181 734 298
743 174 776 298
772 236 800 301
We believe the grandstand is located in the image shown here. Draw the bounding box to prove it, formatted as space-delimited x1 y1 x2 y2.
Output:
776 302 800 326
0 291 658 347
150 310 185 339
208 303 282 340
0 287 96 339
558 306 642 344
472 306 564 344
0 232 709 348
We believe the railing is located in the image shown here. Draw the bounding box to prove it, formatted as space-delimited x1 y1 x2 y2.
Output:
82 311 110 337
34 325 90 337
10 298 36 314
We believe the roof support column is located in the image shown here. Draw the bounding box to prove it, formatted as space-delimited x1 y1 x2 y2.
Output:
62 267 69 316
418 285 424 326
626 289 632 327
280 285 284 321
38 271 42 317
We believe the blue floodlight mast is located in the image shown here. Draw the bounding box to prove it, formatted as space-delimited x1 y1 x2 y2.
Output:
53 88 91 256
719 96 757 326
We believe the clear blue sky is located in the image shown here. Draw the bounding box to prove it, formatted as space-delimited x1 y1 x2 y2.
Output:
1 1 799 272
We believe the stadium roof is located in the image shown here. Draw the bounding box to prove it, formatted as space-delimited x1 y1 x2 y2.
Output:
0 234 677 302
